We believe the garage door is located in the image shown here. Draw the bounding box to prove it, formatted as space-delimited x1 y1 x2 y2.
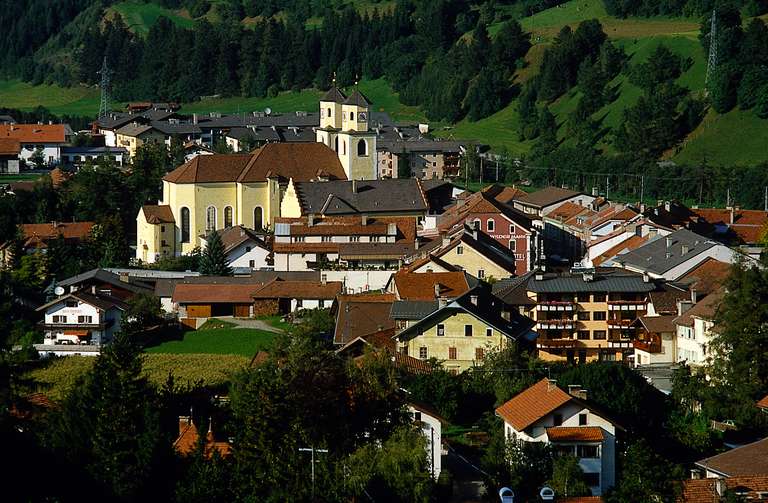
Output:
234 304 251 317
186 304 212 318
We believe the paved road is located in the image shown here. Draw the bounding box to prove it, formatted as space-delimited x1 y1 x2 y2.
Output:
228 318 285 333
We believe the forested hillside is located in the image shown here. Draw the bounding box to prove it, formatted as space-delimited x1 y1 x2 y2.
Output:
2 0 768 204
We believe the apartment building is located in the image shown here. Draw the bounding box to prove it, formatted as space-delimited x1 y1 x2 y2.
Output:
527 268 656 363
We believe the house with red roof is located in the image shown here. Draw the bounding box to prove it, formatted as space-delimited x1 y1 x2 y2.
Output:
0 221 96 268
0 123 71 166
495 378 621 496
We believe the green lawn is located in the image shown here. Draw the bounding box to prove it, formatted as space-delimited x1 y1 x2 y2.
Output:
109 1 195 35
0 173 41 182
435 101 533 155
673 109 768 166
145 327 277 356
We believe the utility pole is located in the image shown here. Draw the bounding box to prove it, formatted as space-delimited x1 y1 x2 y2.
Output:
764 186 767 212
606 176 609 200
496 160 499 182
726 187 731 207
480 156 483 185
640 175 645 205
705 9 718 92
97 56 112 120
298 446 328 500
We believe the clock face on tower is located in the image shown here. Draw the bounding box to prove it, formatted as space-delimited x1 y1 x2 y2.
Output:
358 112 367 122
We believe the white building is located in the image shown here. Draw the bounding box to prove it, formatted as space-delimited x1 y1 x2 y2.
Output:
675 288 724 366
201 225 271 271
408 402 444 479
495 378 620 496
35 291 126 356
0 124 71 166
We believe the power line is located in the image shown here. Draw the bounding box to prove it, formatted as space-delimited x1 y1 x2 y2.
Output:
97 56 112 120
705 9 718 91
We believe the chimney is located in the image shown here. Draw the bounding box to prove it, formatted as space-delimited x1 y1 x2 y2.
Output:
665 237 672 248
470 294 478 306
681 244 689 255
352 179 358 193
690 289 698 303
730 207 735 224
592 186 598 196
643 272 650 283
442 235 450 247
414 237 420 250
192 113 198 124
535 269 544 281
434 283 441 298
307 214 314 227
321 274 327 285
361 214 367 226
677 299 694 316
438 297 447 308
664 201 671 212
547 379 557 392
568 385 588 400
119 272 130 283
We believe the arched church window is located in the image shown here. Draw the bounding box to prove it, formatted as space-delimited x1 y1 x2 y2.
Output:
181 207 190 243
224 206 233 228
357 139 367 156
254 207 263 230
206 206 216 231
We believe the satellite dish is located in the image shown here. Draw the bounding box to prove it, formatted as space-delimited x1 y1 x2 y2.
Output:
54 286 65 296
264 107 272 116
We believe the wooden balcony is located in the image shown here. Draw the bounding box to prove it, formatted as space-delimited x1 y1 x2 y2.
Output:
607 319 634 329
537 338 578 349
633 339 662 353
537 301 575 312
607 300 646 311
536 319 575 330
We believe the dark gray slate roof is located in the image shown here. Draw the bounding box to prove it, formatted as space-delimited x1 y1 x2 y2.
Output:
396 285 537 343
390 300 439 320
226 126 281 142
322 87 347 103
296 179 428 215
62 146 129 154
527 268 656 293
59 268 153 294
378 139 466 154
492 272 536 305
615 229 717 275
343 89 371 106
150 121 202 135
517 186 581 208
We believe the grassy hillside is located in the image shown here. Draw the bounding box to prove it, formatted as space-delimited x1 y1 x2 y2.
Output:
0 80 101 116
108 1 195 35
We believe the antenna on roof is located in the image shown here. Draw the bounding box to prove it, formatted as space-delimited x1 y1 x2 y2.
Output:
332 71 337 87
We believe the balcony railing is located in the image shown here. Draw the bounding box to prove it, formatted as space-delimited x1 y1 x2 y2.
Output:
537 301 575 312
537 338 578 349
536 319 575 330
607 300 646 311
38 322 108 330
607 319 634 328
633 340 662 353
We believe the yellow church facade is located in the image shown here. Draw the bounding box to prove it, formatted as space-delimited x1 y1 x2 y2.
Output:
136 142 346 263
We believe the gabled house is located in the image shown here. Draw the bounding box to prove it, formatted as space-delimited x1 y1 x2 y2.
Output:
35 291 127 356
495 378 621 496
251 277 343 314
408 401 445 479
280 178 429 219
272 215 417 272
57 268 154 301
0 124 71 166
678 475 768 503
393 285 536 372
695 437 768 479
512 186 596 218
1 221 96 267
174 415 231 458
200 225 271 271
421 225 520 281
332 293 397 346
435 187 537 274
115 123 166 158
758 395 768 413
614 229 743 281
631 314 677 366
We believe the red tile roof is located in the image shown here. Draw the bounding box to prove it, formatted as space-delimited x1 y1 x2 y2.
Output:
49 167 71 187
0 124 67 143
20 221 95 248
163 154 253 183
0 137 20 155
546 426 604 442
174 418 231 458
696 437 768 477
332 293 396 345
438 190 532 232
494 186 528 204
142 205 175 224
758 395 768 410
678 475 768 502
678 258 731 297
495 378 573 431
675 288 725 327
173 283 261 304
548 201 594 222
692 208 768 244
251 278 343 300
592 235 649 266
392 270 471 300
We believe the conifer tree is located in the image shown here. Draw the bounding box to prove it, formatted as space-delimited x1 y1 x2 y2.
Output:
199 230 233 276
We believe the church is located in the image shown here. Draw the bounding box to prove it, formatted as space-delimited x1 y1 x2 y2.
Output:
135 87 377 263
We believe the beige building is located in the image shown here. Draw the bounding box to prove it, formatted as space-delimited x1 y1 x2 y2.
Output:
315 87 376 180
135 142 346 263
526 268 656 363
394 286 536 372
115 123 165 158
